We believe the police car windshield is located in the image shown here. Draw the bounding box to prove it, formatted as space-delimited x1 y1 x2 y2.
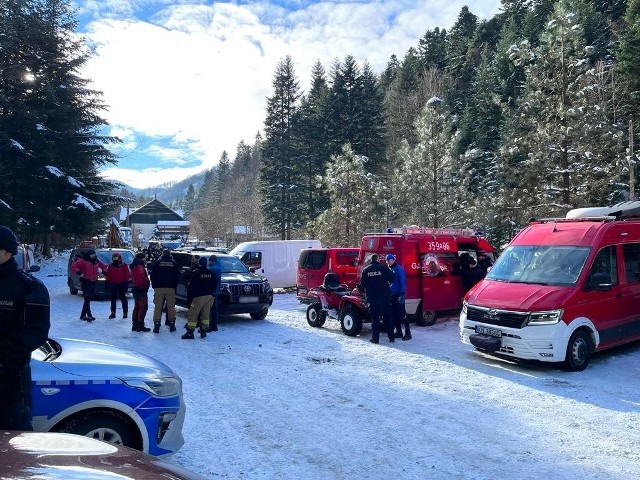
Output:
218 256 250 274
486 245 590 286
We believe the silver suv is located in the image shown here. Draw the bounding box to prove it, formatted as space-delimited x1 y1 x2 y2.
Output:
67 247 135 298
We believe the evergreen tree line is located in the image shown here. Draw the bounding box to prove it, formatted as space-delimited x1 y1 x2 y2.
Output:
3 0 640 252
251 0 640 248
0 0 123 254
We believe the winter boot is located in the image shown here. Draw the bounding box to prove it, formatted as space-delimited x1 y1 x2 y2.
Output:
199 328 207 339
181 328 195 340
402 324 412 341
123 312 128 319
138 322 151 332
168 322 176 332
394 330 403 339
86 312 96 321
153 322 161 334
131 322 138 332
108 311 116 319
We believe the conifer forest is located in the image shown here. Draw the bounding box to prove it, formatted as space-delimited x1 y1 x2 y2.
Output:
2 0 639 250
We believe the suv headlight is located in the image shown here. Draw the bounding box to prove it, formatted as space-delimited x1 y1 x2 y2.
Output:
122 377 181 397
221 282 230 292
528 309 563 325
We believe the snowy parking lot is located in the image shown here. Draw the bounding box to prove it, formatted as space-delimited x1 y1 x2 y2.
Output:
39 253 640 479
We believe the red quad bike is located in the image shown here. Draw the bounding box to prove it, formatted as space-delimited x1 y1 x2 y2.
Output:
306 273 370 336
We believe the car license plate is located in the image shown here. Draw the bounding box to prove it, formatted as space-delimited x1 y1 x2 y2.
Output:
475 325 502 338
238 296 259 303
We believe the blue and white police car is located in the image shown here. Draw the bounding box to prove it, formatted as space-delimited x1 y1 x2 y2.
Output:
30 337 185 457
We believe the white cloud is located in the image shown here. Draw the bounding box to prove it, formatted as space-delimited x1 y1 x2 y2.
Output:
81 1 501 189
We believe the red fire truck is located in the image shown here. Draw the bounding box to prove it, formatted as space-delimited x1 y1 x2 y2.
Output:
357 227 495 325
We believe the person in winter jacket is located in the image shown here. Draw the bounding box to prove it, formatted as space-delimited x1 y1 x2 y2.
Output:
386 254 411 341
0 226 50 430
150 249 180 333
130 252 151 332
183 257 216 339
70 249 108 321
105 252 130 319
207 255 222 332
185 255 200 308
358 254 395 344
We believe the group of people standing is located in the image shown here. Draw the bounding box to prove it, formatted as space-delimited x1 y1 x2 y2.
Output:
70 247 222 339
358 253 411 344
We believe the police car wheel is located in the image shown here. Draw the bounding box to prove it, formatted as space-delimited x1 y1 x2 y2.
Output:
306 303 326 328
340 306 362 336
57 412 138 449
563 330 592 372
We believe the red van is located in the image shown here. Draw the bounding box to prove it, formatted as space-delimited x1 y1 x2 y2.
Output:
461 202 640 371
358 227 495 325
296 247 359 303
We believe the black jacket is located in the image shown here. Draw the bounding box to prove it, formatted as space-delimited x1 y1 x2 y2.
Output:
188 266 216 298
359 258 395 306
150 254 180 289
0 258 50 379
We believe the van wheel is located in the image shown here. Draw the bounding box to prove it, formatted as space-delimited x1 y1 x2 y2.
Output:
340 306 362 336
68 280 78 295
416 306 437 326
250 309 268 320
306 303 326 327
563 330 592 371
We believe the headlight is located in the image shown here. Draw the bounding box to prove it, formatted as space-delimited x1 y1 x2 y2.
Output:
221 283 230 292
461 301 468 315
122 377 181 397
528 309 563 325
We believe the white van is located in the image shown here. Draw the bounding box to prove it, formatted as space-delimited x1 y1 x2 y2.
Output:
230 240 321 288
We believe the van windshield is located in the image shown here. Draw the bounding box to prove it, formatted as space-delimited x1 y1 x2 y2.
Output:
486 245 590 286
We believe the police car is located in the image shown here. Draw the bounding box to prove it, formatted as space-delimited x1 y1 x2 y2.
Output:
30 337 185 457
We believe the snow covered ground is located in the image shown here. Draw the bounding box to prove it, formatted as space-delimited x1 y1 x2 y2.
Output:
35 252 640 479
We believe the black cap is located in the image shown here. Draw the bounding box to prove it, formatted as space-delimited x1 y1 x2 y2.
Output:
135 252 146 259
0 226 18 255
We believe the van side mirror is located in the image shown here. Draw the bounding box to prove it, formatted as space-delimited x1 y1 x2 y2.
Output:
587 272 612 291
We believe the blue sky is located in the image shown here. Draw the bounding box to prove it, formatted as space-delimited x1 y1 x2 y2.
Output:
73 0 501 189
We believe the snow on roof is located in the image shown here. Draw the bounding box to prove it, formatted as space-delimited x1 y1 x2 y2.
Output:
157 220 189 226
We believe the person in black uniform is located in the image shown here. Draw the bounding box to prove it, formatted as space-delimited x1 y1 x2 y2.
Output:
358 254 395 344
150 249 180 333
0 226 50 430
182 257 216 339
